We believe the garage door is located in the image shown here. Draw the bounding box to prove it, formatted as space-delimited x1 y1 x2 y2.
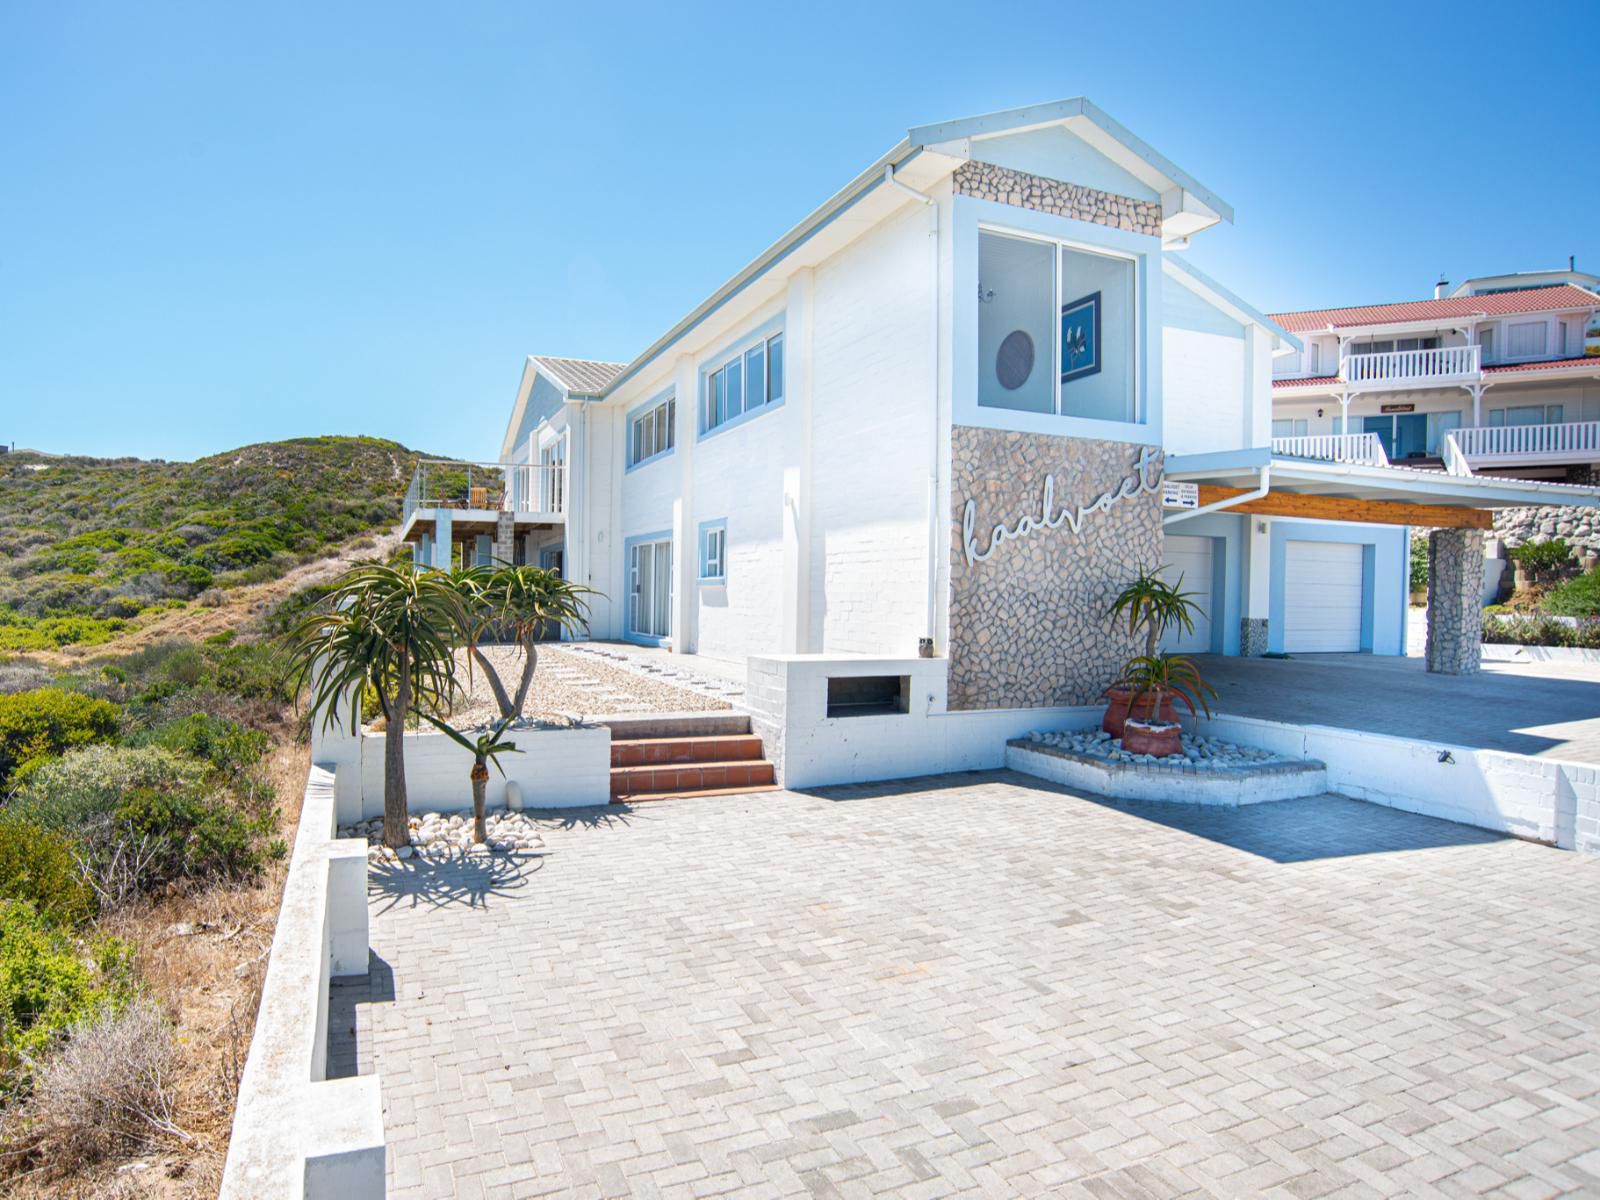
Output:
1283 541 1364 652
1159 535 1213 654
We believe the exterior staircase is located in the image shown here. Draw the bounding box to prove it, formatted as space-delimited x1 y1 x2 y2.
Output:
604 714 778 803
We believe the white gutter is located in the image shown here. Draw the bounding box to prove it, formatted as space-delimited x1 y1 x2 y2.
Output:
884 164 944 649
1164 465 1270 526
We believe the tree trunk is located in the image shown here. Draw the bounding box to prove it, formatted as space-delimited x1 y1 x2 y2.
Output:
471 760 489 844
510 633 539 719
471 645 515 719
383 658 411 848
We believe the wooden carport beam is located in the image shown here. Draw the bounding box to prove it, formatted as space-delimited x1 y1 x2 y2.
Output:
1194 486 1492 530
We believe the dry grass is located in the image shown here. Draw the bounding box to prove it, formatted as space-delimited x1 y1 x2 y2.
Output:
1 738 308 1199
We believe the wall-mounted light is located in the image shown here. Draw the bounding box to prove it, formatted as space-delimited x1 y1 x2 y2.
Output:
1316 408 1324 418
978 284 995 304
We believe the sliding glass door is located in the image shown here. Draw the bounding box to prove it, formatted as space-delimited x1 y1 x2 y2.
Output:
628 537 672 643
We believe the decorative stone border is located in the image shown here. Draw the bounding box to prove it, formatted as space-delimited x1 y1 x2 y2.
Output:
952 160 1161 235
1006 738 1328 806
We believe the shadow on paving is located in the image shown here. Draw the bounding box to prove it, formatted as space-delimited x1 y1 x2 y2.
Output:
524 802 654 833
806 770 1510 863
326 950 394 1080
367 849 544 913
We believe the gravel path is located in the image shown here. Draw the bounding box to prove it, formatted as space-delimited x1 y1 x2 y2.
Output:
439 644 729 728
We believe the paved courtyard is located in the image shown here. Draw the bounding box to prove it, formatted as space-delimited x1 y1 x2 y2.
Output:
332 776 1600 1198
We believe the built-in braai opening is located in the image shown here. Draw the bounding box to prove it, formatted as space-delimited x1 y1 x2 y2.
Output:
826 675 910 719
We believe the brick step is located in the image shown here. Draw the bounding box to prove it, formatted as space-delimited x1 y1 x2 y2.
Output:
609 758 776 800
620 784 783 804
610 734 765 768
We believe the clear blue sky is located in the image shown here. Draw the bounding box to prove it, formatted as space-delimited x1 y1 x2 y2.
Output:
2 1 1592 462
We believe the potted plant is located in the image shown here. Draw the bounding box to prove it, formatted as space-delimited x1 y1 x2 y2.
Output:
1111 653 1216 757
1103 567 1206 736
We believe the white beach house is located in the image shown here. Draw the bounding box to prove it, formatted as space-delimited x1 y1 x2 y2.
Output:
398 98 1598 781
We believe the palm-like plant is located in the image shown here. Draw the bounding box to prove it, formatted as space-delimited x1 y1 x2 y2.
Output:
288 562 470 848
1107 566 1205 657
454 564 594 721
1111 653 1217 728
419 714 521 844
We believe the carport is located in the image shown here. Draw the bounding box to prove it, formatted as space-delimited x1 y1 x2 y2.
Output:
1164 448 1600 673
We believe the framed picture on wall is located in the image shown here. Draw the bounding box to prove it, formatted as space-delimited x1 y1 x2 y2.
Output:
1060 291 1102 384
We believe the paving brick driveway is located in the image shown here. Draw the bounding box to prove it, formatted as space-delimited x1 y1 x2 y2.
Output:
333 775 1600 1198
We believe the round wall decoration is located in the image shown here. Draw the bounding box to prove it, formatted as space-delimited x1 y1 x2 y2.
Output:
995 330 1034 390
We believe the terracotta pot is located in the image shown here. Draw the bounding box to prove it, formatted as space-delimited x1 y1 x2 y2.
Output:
1122 718 1182 757
1102 687 1177 737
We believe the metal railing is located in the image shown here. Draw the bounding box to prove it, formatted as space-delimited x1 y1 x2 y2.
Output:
402 460 568 525
1451 421 1600 465
1271 432 1391 467
1340 344 1480 386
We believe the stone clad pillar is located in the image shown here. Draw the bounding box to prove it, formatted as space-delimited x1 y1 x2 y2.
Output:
493 512 516 567
1425 528 1485 675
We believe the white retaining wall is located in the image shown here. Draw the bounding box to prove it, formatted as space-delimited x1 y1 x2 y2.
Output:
1194 712 1600 853
220 765 383 1199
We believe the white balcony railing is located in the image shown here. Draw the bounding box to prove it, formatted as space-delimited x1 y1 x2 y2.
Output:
1340 344 1481 387
1271 432 1392 467
1452 421 1600 466
402 460 568 526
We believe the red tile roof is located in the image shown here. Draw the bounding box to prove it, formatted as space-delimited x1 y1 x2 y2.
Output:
1270 286 1600 333
1485 356 1600 376
1271 374 1341 389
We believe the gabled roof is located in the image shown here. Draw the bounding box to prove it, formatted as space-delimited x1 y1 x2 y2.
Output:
1271 285 1600 334
1163 256 1300 352
527 355 627 396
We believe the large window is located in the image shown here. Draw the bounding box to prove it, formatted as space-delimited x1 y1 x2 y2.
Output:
704 331 784 434
627 536 672 643
1506 321 1548 359
1272 418 1308 439
1488 404 1564 428
539 435 566 512
977 230 1137 423
628 395 675 469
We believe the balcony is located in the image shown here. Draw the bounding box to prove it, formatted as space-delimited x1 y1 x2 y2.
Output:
1271 432 1391 467
1450 422 1600 469
401 459 567 536
1340 344 1481 389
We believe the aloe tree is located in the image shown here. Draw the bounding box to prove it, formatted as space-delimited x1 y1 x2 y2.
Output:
454 564 595 721
419 715 521 844
288 562 470 848
1107 566 1205 657
1112 653 1217 729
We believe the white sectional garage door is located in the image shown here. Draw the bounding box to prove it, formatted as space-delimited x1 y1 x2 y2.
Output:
1159 535 1214 654
1283 541 1364 652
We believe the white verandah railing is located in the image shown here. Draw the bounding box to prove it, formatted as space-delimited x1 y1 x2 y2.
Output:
1340 344 1481 387
402 460 568 525
1451 421 1600 465
1271 432 1391 467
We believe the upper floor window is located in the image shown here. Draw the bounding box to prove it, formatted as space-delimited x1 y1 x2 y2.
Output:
1506 321 1547 359
539 435 566 512
704 331 785 434
628 395 675 469
1478 327 1495 361
977 230 1136 423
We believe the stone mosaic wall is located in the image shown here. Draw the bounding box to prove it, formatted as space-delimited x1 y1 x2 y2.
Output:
1425 528 1485 676
948 427 1163 710
952 161 1161 236
1240 618 1269 658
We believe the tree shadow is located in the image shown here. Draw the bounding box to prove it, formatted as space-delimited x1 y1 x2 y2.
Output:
367 847 542 913
524 803 653 832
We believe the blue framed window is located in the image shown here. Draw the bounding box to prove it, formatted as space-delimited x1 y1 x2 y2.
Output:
703 329 784 436
627 394 676 470
698 519 727 583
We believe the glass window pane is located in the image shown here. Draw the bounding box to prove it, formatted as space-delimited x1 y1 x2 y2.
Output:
725 357 744 419
745 344 766 409
768 334 784 402
1058 244 1135 423
665 399 675 447
978 232 1055 414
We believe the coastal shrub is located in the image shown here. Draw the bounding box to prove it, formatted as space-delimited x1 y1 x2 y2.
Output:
113 788 267 886
1511 538 1573 575
131 712 269 779
6 746 206 840
1481 614 1600 649
0 825 95 929
1542 568 1600 619
1409 535 1428 593
0 689 120 786
0 902 136 1092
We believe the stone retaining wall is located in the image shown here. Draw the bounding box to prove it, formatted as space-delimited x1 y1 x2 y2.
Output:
1494 503 1600 553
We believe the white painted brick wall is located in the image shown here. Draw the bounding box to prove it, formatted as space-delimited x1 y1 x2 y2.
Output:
355 726 610 818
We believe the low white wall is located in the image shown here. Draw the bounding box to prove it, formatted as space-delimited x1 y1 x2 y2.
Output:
354 725 611 819
1006 742 1327 805
747 654 1101 789
220 765 384 1200
1194 712 1600 854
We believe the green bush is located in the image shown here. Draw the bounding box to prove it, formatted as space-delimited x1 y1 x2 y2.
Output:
0 689 121 786
6 746 207 839
0 902 135 1092
0 824 95 928
113 788 268 886
1511 538 1573 574
1482 615 1600 648
130 713 269 779
1410 535 1428 592
1543 568 1600 618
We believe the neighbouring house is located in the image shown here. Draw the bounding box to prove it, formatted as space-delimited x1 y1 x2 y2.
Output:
398 97 1599 781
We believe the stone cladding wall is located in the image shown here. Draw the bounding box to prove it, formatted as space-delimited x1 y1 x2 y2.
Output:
952 161 1161 236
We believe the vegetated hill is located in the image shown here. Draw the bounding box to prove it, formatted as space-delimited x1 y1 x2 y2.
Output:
0 436 431 650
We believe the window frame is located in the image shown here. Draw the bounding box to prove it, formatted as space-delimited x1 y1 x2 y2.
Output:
1505 320 1549 360
700 322 786 441
698 518 727 584
625 391 677 472
623 531 674 647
